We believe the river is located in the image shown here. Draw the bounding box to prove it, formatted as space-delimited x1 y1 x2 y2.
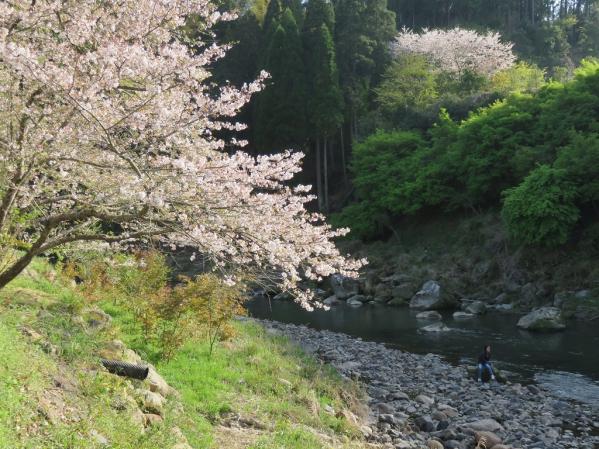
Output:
246 298 599 409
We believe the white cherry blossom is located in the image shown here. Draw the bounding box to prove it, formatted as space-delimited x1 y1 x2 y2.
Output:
0 0 363 308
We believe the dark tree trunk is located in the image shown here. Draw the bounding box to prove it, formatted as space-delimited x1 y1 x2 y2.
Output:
315 138 324 211
323 136 329 213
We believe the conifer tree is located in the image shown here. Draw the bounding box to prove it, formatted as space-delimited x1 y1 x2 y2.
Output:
254 9 308 152
334 0 395 139
304 0 344 211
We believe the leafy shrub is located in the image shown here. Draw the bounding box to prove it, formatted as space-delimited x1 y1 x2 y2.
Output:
554 132 599 204
168 276 244 357
63 251 244 359
330 202 383 240
490 62 546 95
501 165 580 246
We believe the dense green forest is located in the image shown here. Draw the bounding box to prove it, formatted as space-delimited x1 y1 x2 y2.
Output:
209 0 599 247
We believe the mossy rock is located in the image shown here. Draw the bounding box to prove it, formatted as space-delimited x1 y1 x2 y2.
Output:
4 288 57 309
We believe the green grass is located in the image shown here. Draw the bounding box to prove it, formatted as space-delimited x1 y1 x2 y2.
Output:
0 260 370 449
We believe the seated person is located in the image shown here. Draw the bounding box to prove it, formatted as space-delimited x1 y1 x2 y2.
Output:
477 344 496 382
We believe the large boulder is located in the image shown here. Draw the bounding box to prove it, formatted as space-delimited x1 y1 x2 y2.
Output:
554 290 599 320
464 300 487 315
410 281 452 310
517 307 566 332
329 274 359 300
392 283 418 300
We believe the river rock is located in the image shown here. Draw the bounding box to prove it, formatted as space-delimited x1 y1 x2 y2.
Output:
421 323 450 333
517 307 566 332
392 283 418 300
347 294 369 303
410 281 450 310
464 300 486 315
518 282 543 308
346 296 364 307
464 418 504 432
453 311 474 320
374 284 393 301
329 274 359 300
416 311 443 321
415 415 435 432
323 295 339 306
475 430 502 447
488 304 513 313
388 298 408 307
416 394 435 405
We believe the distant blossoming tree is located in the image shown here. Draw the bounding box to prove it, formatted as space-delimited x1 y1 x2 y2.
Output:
392 27 516 78
0 0 362 308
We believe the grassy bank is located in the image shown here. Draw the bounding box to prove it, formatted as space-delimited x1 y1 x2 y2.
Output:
0 259 371 449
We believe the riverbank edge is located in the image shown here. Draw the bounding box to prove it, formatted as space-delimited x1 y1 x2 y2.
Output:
249 317 599 449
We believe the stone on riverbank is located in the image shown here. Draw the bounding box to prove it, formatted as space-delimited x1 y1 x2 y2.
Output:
420 322 450 333
410 281 452 310
416 311 443 320
464 300 487 315
453 311 474 320
346 296 364 307
517 307 566 331
464 418 504 432
475 430 502 447
323 295 339 306
329 274 358 300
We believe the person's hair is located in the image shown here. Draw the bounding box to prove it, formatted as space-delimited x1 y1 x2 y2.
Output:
484 344 491 352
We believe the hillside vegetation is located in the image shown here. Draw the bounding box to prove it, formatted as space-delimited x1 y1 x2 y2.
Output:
335 60 599 249
0 259 371 449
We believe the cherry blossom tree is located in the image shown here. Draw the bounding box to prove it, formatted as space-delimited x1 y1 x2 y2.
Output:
0 0 363 308
392 27 516 79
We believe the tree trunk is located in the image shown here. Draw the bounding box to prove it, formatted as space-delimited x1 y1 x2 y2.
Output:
340 127 347 187
0 225 51 290
315 138 324 211
323 136 329 213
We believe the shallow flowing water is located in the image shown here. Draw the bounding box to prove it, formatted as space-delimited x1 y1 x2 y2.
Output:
246 298 599 409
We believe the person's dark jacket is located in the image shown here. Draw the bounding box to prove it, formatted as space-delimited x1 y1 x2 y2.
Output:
478 350 491 365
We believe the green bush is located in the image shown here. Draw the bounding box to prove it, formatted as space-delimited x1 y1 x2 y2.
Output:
343 59 599 243
351 129 426 214
554 132 599 204
502 165 580 246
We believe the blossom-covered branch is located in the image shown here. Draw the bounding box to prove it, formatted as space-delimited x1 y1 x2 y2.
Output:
0 0 363 308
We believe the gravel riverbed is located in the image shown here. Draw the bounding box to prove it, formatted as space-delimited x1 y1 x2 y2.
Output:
252 318 599 449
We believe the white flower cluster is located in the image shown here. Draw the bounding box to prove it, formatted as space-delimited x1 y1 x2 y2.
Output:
392 27 516 78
